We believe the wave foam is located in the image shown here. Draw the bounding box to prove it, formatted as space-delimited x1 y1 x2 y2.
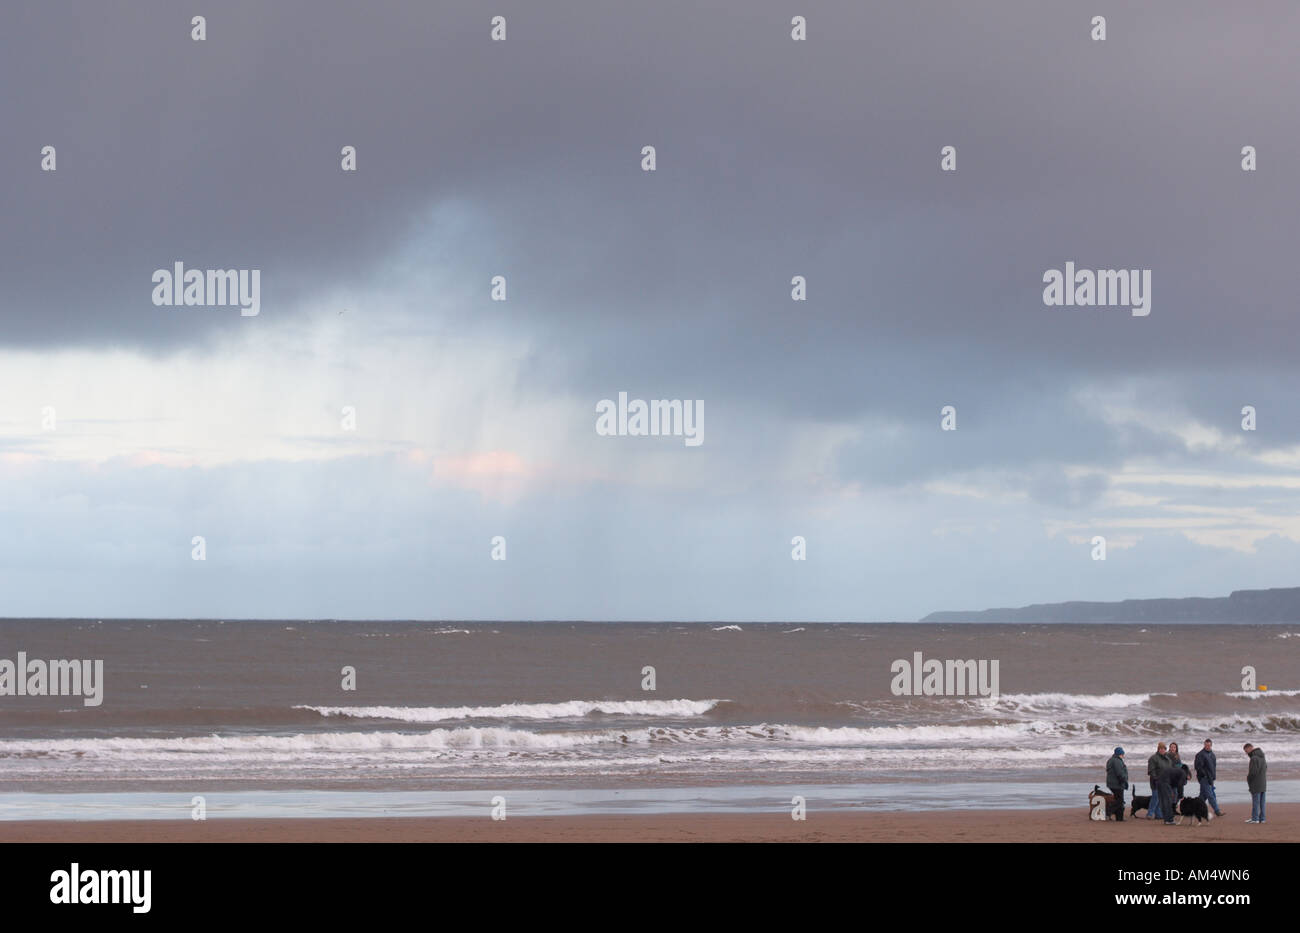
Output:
995 692 1156 710
3 714 1299 764
298 698 722 722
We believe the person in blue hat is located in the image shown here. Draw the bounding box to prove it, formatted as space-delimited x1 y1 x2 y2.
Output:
1105 746 1129 821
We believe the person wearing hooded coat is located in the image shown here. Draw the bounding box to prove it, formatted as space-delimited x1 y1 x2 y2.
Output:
1244 744 1267 824
1146 742 1171 820
1105 747 1129 821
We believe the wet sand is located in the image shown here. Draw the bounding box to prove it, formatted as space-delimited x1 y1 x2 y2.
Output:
1 803 1294 842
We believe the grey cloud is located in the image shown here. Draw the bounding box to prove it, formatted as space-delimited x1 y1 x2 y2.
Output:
4 1 1298 378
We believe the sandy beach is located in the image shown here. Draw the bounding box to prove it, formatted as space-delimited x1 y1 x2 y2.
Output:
2 804 1294 843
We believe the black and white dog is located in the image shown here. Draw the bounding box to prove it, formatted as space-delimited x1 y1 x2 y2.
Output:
1175 794 1213 826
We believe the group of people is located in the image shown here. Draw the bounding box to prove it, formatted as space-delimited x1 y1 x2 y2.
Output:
1103 739 1269 824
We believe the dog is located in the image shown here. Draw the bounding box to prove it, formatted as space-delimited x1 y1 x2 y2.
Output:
1174 794 1213 826
1089 785 1126 821
1130 795 1152 818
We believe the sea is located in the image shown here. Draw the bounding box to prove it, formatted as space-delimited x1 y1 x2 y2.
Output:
0 620 1295 819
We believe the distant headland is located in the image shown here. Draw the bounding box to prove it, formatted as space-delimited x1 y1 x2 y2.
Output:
921 586 1300 623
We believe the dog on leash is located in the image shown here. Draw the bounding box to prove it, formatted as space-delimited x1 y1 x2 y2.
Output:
1130 795 1152 818
1174 795 1213 826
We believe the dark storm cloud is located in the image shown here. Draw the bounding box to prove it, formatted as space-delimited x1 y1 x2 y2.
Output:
3 1 1297 437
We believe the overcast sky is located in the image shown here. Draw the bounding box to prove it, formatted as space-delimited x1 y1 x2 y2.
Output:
3 1 1300 620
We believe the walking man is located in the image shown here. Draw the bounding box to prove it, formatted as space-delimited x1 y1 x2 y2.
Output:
1244 743 1267 824
1193 738 1223 818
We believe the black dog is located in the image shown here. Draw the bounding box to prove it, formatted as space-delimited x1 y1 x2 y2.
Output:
1176 795 1212 826
1131 795 1152 818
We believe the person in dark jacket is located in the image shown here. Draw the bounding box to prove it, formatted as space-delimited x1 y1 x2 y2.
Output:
1146 742 1171 820
1167 743 1184 802
1156 761 1188 825
1244 744 1267 824
1105 747 1129 819
1194 739 1223 817
1105 747 1129 820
